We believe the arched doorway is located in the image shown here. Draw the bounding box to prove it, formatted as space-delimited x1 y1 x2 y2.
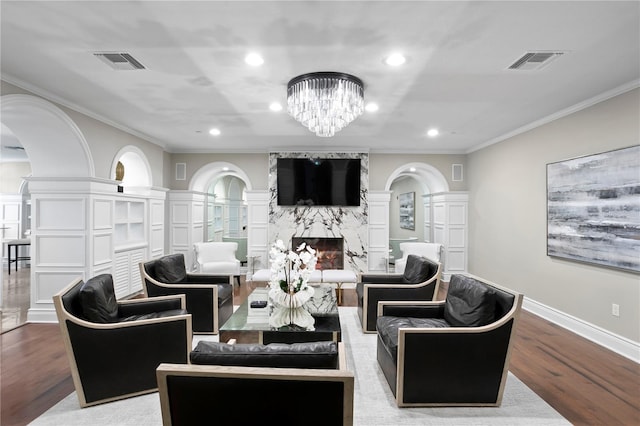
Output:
1 95 94 177
1 94 94 323
382 162 468 279
190 161 252 242
385 162 450 243
167 162 253 269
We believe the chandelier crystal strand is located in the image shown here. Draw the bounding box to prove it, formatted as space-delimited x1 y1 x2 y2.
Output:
287 72 364 137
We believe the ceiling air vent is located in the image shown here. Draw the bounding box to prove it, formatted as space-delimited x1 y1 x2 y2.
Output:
508 51 564 71
94 52 146 70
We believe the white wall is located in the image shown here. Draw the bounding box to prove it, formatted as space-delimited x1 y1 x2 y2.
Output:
389 177 424 241
467 88 639 343
369 153 467 192
170 153 268 190
0 162 31 193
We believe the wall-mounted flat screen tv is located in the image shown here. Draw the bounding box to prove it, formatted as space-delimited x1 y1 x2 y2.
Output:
277 158 361 206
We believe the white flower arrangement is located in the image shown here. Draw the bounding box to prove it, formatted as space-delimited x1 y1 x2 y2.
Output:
268 239 317 308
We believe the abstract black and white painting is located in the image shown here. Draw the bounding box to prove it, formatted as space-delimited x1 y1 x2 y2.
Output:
399 192 415 230
547 145 640 273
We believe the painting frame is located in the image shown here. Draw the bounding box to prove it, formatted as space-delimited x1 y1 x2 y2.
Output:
546 145 640 273
399 192 415 230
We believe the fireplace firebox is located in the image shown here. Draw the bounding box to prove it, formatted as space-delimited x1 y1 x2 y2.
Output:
291 237 344 270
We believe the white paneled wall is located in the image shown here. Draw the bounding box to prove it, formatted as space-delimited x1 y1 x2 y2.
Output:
1 195 22 240
431 192 469 280
245 190 270 276
168 191 206 270
422 194 432 243
368 191 392 272
26 178 165 322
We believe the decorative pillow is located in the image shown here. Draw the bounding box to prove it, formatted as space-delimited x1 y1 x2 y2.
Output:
443 274 496 327
155 254 187 283
79 274 119 323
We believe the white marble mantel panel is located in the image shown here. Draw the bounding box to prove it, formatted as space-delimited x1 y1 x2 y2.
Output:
268 152 369 273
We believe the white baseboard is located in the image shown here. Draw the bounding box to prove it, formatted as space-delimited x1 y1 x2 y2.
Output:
523 297 640 364
27 308 58 323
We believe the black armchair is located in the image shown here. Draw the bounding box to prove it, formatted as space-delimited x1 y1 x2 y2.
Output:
356 254 441 333
375 274 523 407
157 341 354 425
52 274 192 407
140 253 234 334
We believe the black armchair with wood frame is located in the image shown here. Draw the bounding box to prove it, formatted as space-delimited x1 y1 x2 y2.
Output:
157 341 354 425
356 254 441 333
375 274 523 407
52 274 192 408
139 253 234 334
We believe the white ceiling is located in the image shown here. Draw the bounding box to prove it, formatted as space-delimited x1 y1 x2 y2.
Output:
1 1 638 156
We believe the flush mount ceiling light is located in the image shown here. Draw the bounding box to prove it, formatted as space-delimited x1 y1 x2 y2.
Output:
287 72 364 137
209 128 221 136
269 102 283 112
365 102 379 112
384 53 406 67
245 52 264 66
427 128 439 137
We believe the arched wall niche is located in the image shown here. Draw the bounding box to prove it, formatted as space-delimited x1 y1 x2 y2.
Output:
110 145 152 188
1 94 94 177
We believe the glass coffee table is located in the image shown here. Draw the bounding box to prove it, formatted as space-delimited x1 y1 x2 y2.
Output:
220 284 341 344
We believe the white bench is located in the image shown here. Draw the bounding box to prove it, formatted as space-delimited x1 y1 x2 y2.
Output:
248 269 357 304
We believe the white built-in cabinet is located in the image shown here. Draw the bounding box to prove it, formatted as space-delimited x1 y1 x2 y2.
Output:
22 178 166 323
113 248 145 298
113 199 148 298
114 200 146 247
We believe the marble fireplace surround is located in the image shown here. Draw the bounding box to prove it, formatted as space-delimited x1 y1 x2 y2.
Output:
268 152 368 274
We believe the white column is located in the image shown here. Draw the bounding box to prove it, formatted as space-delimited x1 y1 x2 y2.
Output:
431 192 469 281
168 190 206 271
148 188 167 260
368 191 392 273
422 194 432 243
245 190 270 278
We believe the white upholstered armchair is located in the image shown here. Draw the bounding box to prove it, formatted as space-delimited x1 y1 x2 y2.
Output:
194 242 241 285
395 242 443 274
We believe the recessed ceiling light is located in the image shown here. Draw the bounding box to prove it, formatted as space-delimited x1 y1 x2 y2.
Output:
222 167 229 171
409 167 416 172
269 102 283 112
209 128 221 136
365 102 379 112
245 52 264 66
385 53 406 67
427 128 439 137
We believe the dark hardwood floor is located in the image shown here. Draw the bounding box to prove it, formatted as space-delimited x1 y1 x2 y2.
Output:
2 279 639 426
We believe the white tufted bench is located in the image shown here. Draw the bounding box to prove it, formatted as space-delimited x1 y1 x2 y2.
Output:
248 269 357 304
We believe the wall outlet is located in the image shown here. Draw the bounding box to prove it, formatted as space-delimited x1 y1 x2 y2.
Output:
612 303 620 317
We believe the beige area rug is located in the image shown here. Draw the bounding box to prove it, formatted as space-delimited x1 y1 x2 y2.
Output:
30 307 570 425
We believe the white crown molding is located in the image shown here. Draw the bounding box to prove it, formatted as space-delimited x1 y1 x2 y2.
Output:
523 297 640 364
2 74 168 151
467 79 640 154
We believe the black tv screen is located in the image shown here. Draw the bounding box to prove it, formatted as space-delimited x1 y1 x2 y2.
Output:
277 158 361 206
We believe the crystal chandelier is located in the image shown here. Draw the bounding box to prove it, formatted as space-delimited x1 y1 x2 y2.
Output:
287 72 364 137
